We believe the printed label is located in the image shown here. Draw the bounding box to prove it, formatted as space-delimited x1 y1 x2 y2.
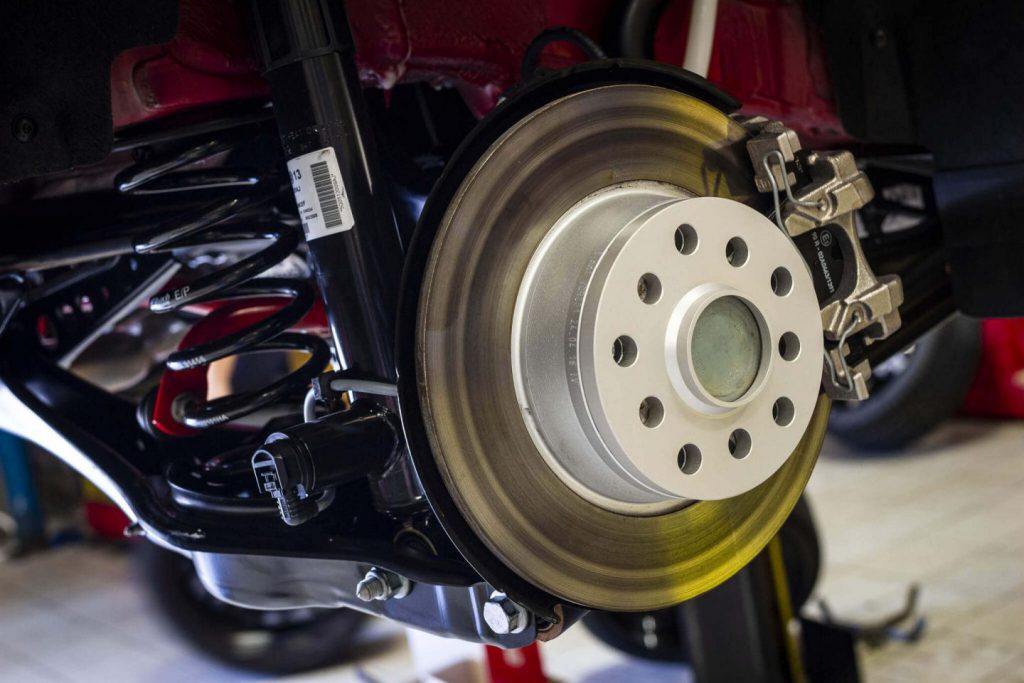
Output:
287 147 355 240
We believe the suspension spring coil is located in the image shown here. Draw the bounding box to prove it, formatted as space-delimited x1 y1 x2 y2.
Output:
123 134 331 430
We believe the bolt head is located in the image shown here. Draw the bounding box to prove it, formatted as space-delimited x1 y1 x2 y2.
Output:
483 594 526 635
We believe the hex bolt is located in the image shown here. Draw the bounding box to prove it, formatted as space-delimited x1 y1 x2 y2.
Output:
355 568 410 602
483 592 528 635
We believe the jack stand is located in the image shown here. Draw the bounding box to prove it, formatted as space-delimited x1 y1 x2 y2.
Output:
681 536 861 683
406 631 548 683
485 644 547 683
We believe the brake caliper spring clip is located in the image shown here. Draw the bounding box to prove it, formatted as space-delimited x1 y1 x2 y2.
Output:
762 149 827 235
823 303 869 391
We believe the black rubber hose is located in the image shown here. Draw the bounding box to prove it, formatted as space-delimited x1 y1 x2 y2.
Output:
521 27 608 81
618 0 671 58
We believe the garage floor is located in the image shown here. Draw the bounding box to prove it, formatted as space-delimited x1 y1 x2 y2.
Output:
0 418 1022 683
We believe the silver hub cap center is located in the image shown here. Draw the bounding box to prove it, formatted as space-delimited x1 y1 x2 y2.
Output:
512 185 823 514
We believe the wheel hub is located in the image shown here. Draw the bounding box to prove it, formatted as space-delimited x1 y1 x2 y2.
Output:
411 77 831 611
514 191 823 510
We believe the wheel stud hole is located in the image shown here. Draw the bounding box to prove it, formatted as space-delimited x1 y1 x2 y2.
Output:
675 224 699 255
678 444 702 474
637 273 662 305
773 397 795 426
639 396 664 428
612 335 638 367
779 332 800 361
726 237 749 267
771 267 793 296
728 428 751 459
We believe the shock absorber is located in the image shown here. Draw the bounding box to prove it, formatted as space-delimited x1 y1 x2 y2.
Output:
122 135 331 432
249 0 424 510
249 0 404 383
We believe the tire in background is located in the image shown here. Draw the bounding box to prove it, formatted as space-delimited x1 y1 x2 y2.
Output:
135 542 366 674
829 314 983 452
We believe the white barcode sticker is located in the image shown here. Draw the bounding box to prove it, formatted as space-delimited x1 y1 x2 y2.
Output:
287 147 355 240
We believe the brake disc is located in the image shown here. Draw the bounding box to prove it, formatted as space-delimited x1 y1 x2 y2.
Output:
408 72 830 612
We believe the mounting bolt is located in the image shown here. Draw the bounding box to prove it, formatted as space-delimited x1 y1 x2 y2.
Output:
12 116 37 143
355 568 410 602
483 592 528 635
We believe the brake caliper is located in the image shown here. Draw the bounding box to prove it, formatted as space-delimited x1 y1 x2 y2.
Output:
743 118 904 400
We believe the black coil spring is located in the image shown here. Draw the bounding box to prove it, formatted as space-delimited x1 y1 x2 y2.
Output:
122 136 331 429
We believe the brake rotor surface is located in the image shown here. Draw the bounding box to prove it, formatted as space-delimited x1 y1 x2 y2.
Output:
415 83 830 611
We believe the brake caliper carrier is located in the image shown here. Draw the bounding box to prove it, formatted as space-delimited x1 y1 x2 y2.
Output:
744 118 905 400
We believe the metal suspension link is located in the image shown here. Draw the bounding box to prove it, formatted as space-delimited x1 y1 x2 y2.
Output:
742 117 905 400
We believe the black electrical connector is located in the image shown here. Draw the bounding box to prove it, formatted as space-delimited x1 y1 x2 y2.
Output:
251 401 399 526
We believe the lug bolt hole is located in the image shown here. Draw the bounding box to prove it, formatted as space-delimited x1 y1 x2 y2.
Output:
639 397 664 428
637 273 662 305
612 335 638 367
779 332 801 361
726 237 749 267
773 397 795 426
771 267 793 296
678 444 702 474
675 223 699 255
728 429 752 459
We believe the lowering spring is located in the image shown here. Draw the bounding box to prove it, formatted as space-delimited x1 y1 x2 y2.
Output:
123 135 331 430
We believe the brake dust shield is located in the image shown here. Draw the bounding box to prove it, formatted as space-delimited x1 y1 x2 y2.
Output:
415 83 830 611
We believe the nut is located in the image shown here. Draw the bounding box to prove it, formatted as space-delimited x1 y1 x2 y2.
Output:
355 568 410 602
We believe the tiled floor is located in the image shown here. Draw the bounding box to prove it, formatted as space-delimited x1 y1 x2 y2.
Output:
806 420 1024 683
0 418 1022 682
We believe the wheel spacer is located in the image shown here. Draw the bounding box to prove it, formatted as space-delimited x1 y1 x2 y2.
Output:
513 194 823 512
413 81 830 611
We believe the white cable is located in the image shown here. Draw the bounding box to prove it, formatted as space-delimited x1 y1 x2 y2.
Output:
682 0 720 78
303 386 318 423
329 378 399 398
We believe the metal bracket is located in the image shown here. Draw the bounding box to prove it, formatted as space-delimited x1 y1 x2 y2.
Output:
743 118 905 400
817 584 926 648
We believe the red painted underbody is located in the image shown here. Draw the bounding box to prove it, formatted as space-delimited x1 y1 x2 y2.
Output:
112 0 847 147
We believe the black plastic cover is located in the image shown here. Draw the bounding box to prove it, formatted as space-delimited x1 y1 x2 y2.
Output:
0 0 178 183
811 0 1024 315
